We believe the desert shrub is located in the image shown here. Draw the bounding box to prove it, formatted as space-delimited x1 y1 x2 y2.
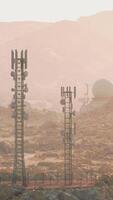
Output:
0 186 14 200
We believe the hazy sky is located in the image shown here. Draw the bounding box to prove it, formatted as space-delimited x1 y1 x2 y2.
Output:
0 0 113 21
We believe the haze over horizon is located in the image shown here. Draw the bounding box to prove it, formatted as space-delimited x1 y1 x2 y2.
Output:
0 0 113 21
0 9 113 109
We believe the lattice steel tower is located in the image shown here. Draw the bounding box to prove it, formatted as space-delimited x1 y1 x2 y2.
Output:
60 86 76 185
11 50 28 186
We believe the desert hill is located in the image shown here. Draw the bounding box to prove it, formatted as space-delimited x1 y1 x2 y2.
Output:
0 10 113 108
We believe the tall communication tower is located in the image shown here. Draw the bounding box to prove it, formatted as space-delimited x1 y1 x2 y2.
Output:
60 86 76 185
11 50 28 186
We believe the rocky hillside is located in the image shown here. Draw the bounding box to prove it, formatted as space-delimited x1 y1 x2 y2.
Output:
1 96 113 177
0 186 113 200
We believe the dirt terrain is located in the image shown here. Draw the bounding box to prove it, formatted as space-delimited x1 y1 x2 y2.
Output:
0 96 113 178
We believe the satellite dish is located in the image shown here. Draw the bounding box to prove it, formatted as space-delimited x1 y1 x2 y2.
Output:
24 71 28 77
24 84 28 93
11 71 16 80
11 88 15 92
60 99 65 105
22 71 28 80
72 111 76 116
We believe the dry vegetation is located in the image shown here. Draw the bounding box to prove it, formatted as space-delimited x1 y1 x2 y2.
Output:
0 97 113 178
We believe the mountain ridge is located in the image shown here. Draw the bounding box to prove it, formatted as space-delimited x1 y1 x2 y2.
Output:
0 10 113 108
